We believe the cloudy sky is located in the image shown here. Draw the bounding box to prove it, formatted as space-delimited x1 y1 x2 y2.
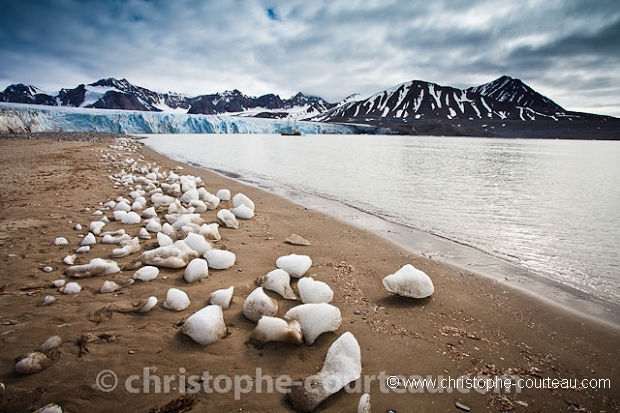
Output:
1 0 619 116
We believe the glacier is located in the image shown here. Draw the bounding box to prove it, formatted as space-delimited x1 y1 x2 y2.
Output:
0 103 367 135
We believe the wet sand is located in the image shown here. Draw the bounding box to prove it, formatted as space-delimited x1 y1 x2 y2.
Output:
0 133 618 412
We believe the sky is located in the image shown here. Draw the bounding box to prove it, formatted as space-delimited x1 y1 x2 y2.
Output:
0 0 619 117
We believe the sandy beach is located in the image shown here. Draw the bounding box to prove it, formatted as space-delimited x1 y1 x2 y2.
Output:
0 133 618 413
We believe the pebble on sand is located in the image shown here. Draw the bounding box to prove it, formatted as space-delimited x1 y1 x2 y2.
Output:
15 352 52 374
285 233 312 246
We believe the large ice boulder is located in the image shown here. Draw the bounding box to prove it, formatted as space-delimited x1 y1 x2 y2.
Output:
288 332 362 412
182 305 228 346
285 303 341 345
276 254 312 278
382 264 434 298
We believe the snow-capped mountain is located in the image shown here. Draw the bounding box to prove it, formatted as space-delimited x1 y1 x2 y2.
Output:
185 89 332 117
311 76 579 123
56 78 165 111
467 75 564 114
0 78 329 117
0 84 56 106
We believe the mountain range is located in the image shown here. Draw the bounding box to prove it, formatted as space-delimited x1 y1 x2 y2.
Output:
0 77 332 118
1 76 618 138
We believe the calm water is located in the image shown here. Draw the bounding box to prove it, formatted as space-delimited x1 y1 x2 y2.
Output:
143 134 620 308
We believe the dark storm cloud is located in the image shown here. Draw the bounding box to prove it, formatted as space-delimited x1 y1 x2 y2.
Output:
0 0 618 116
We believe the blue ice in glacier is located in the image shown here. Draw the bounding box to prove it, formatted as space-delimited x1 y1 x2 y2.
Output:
0 103 364 134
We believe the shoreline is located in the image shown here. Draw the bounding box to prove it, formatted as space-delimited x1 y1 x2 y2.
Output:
142 139 620 331
1 133 618 412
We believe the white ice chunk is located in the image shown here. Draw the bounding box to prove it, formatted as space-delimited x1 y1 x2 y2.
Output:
151 193 176 207
232 193 255 210
111 237 141 258
163 288 190 311
133 265 160 282
80 232 97 246
203 249 236 270
102 233 132 244
65 258 121 278
242 287 278 323
145 217 162 232
62 281 82 294
203 192 220 210
288 332 361 412
198 223 221 241
63 254 77 265
184 233 212 255
180 188 199 204
182 305 228 345
382 264 434 298
216 189 231 201
276 254 312 278
285 303 342 345
231 204 254 220
188 199 208 213
114 200 131 212
157 232 174 247
250 316 303 346
138 227 152 239
89 221 106 235
100 280 122 293
138 241 199 268
136 296 158 313
121 211 142 225
113 210 127 221
216 209 239 229
53 237 69 246
184 258 209 283
142 206 157 219
256 269 297 300
298 277 334 304
209 286 234 309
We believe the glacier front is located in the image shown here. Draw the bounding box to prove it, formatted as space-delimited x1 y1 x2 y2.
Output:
0 103 369 135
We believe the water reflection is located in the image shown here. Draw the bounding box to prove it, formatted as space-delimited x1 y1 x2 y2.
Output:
144 134 620 305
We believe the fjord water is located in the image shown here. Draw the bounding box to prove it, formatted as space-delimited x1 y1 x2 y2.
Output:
144 134 620 310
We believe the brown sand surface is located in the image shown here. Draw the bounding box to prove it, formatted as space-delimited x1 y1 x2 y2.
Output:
0 134 618 413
